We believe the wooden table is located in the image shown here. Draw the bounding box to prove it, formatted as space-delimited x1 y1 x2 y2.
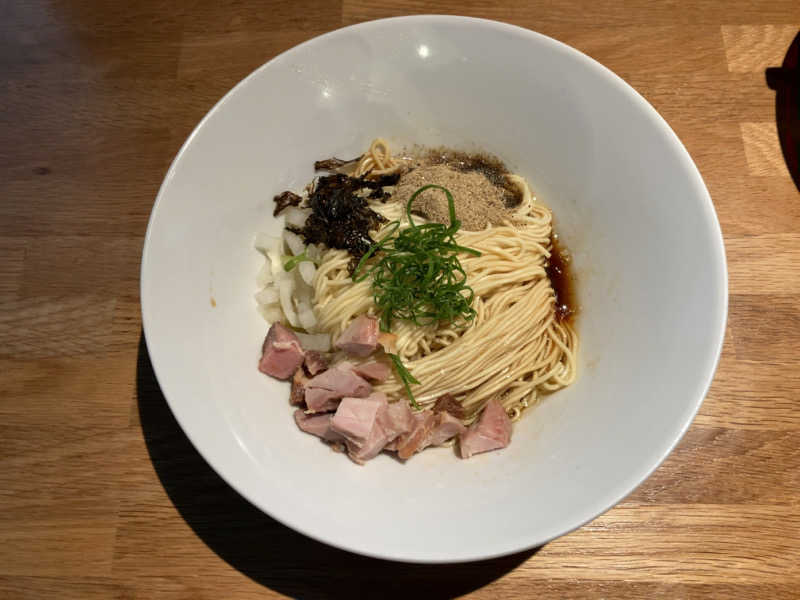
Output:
2 2 799 598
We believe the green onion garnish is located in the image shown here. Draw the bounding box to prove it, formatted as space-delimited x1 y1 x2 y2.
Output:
283 251 313 271
388 353 420 410
352 184 481 333
353 185 481 407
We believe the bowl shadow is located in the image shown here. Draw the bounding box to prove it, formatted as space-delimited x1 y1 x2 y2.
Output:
136 333 539 598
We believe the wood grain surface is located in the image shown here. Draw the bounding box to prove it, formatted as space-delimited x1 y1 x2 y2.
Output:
1 2 799 598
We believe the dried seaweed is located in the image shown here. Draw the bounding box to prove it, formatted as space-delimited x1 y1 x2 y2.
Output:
313 155 362 171
287 174 389 270
272 190 302 216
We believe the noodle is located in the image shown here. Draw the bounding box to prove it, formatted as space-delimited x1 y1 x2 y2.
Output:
311 168 577 424
353 137 404 178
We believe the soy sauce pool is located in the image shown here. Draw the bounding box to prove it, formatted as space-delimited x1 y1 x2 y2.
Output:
546 233 577 324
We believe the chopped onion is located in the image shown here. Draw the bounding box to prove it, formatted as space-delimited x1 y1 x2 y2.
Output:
278 273 298 327
256 261 273 287
293 274 312 302
254 232 278 255
293 281 317 330
266 244 283 279
255 286 279 305
306 244 321 261
257 303 283 324
283 229 306 256
295 331 331 352
297 305 317 330
283 206 310 228
299 261 316 286
253 227 315 329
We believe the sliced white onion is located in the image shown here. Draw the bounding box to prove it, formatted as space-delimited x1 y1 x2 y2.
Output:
292 280 317 330
306 244 321 261
295 331 331 352
298 261 316 286
297 305 317 330
257 303 283 323
283 206 310 228
278 273 298 327
283 229 306 256
293 275 312 303
266 245 283 279
254 232 278 255
254 286 279 305
256 261 273 287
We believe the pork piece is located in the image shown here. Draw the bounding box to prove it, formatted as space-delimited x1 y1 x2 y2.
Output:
374 400 417 452
258 322 305 380
383 437 401 452
348 432 388 463
394 409 467 459
330 394 417 464
334 314 379 357
382 401 416 439
433 392 466 420
293 410 344 442
377 331 397 354
352 359 392 382
304 363 372 413
459 398 512 458
428 411 467 446
307 362 368 390
334 394 388 464
303 350 329 376
290 370 308 406
304 388 341 413
350 399 419 463
331 393 387 443
347 405 393 463
396 411 437 459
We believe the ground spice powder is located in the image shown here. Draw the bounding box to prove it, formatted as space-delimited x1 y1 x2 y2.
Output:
393 164 513 231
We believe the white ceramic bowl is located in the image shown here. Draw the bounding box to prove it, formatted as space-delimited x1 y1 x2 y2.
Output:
141 16 727 563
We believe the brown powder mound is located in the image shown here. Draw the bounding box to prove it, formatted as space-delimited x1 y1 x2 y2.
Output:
392 164 512 231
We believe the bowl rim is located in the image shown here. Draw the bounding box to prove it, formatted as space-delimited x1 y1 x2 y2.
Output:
141 14 729 563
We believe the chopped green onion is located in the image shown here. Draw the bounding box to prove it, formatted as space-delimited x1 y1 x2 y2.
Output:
283 251 313 271
352 185 481 407
352 221 400 283
352 185 481 332
388 353 420 410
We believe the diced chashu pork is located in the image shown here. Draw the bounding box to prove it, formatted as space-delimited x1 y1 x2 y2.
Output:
377 332 397 354
303 362 372 413
303 350 328 376
429 411 467 446
290 370 308 406
389 411 432 456
331 393 385 444
382 400 416 442
351 359 392 382
394 410 467 460
334 314 379 357
433 392 466 420
331 394 416 464
458 398 512 458
258 322 305 380
293 410 344 442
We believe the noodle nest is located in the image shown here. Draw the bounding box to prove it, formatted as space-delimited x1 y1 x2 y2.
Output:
312 141 577 423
